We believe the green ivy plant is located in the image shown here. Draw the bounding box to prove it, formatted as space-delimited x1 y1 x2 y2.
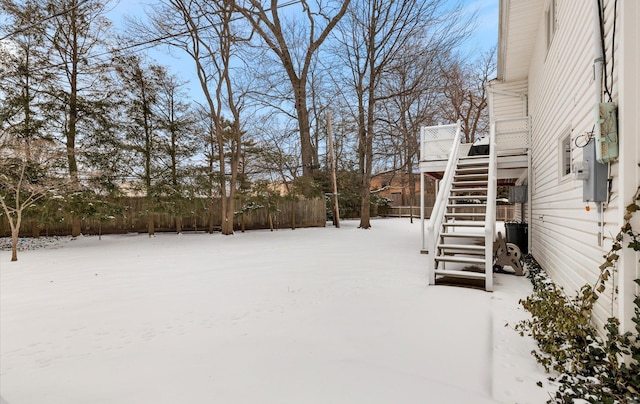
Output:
515 187 640 403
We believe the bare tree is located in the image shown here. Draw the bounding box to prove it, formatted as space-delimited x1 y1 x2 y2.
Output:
138 0 248 235
218 0 247 235
332 0 471 228
251 116 301 189
232 0 351 179
374 39 447 220
0 137 67 261
439 48 496 143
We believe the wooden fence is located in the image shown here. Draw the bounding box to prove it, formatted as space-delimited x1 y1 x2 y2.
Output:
0 197 327 237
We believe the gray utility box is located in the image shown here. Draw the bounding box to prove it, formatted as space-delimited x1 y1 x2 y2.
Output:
583 139 608 202
508 185 527 203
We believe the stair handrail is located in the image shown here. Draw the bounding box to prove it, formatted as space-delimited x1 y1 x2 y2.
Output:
484 122 498 291
426 121 462 285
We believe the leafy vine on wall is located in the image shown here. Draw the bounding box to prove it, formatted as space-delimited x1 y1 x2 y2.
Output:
515 186 640 403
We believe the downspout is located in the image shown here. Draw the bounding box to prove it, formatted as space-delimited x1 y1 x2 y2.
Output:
593 0 605 246
420 172 426 252
593 0 604 131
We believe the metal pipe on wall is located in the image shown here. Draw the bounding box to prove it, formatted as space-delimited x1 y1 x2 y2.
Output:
593 0 606 247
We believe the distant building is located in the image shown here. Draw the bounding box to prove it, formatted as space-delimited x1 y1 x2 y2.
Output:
371 170 435 207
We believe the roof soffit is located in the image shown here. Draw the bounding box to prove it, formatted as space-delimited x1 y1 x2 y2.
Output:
497 0 545 82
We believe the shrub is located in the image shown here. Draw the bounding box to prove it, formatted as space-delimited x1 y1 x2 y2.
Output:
516 191 640 403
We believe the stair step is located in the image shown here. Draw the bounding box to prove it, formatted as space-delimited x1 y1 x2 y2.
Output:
434 268 487 280
437 243 485 251
455 170 489 176
446 204 487 209
452 181 488 186
457 164 489 169
435 256 486 265
454 173 489 179
445 213 486 218
448 198 488 203
460 153 490 159
450 187 488 193
446 208 486 214
442 222 485 227
442 251 486 257
458 156 489 166
456 166 489 172
449 195 488 200
439 232 486 239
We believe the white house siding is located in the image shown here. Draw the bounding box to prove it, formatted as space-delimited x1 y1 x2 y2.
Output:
617 0 640 333
525 0 624 329
488 80 528 121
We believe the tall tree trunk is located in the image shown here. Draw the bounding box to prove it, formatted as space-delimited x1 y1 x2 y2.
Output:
10 227 19 262
359 56 376 229
208 197 216 234
218 135 231 234
221 197 233 235
67 5 81 238
359 123 375 228
292 80 315 178
5 202 23 262
359 127 373 228
356 81 369 228
232 0 350 179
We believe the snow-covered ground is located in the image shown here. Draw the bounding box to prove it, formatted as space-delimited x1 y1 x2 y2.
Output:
0 218 552 404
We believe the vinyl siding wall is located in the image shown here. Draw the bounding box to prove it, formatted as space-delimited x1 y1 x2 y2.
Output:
527 0 621 329
617 0 640 332
488 80 528 121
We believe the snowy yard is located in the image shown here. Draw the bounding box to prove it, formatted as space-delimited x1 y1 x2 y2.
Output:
1 218 551 403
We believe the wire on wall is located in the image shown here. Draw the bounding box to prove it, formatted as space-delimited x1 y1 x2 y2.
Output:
608 0 617 103
574 126 594 148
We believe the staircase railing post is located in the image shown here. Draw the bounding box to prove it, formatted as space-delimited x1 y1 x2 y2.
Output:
484 122 498 291
426 121 462 285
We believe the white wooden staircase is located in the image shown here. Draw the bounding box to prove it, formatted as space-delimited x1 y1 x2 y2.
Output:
424 121 497 291
435 155 491 284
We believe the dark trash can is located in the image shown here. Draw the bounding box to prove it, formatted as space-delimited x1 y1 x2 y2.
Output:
505 222 528 254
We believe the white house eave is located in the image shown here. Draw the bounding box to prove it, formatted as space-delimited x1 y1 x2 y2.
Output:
497 0 545 82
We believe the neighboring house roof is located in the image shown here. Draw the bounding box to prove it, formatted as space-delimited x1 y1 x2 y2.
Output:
497 0 544 82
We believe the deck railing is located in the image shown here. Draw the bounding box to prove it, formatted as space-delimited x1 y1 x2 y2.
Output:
425 122 462 285
494 117 530 154
420 123 460 161
419 117 530 162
